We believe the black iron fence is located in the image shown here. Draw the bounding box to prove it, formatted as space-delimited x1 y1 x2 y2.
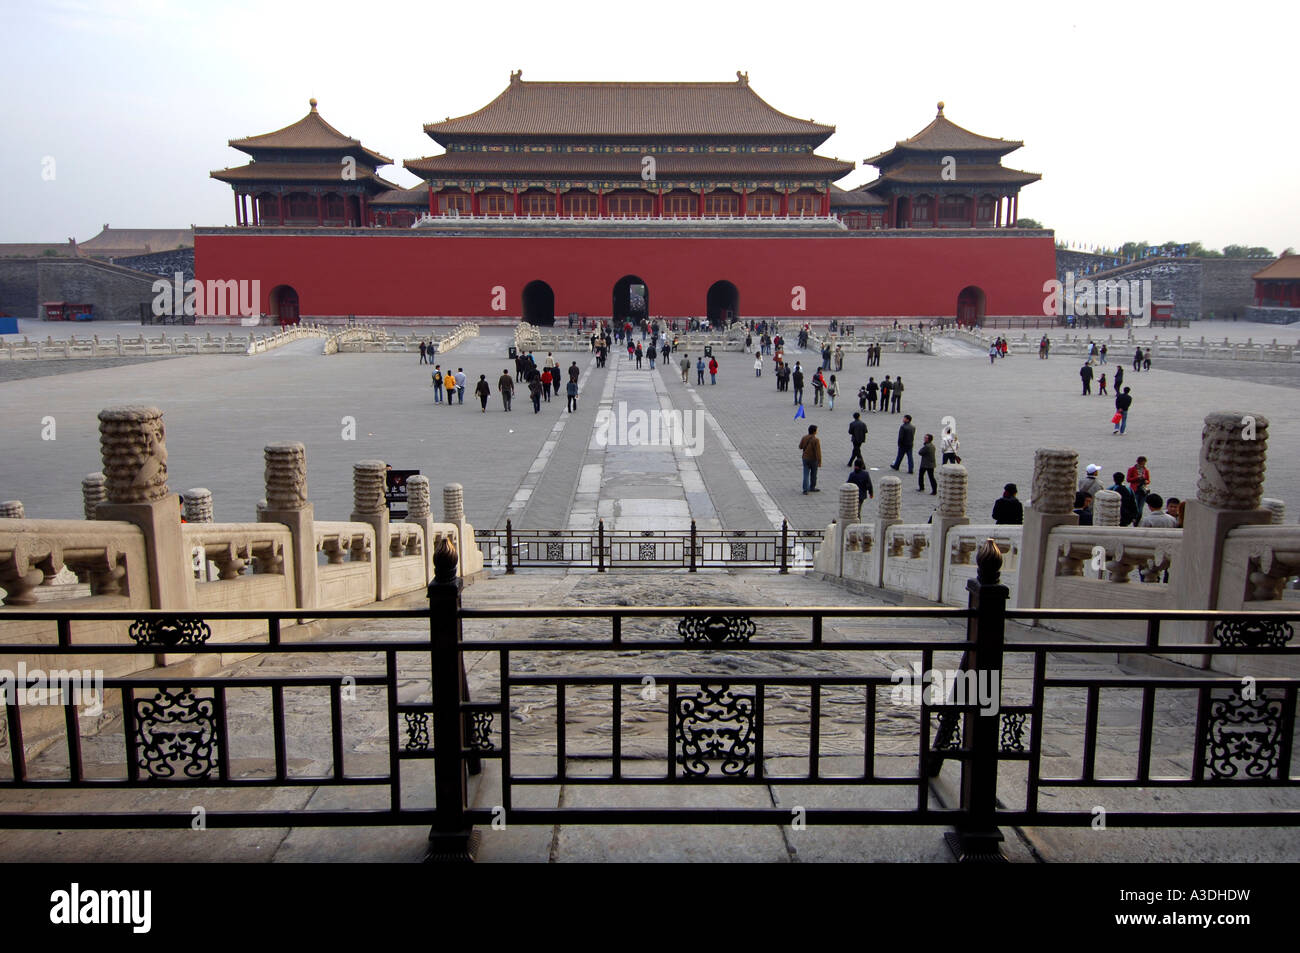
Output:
0 549 1296 861
475 520 823 572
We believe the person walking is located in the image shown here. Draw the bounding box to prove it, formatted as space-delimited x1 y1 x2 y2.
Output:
444 369 456 406
1098 372 1107 396
1114 386 1133 434
827 374 838 410
848 413 867 467
989 343 998 364
1114 365 1124 393
708 356 718 384
419 341 427 364
455 368 466 404
1100 343 1108 364
432 364 443 403
890 415 916 473
866 377 878 412
857 383 868 411
754 354 763 378
540 366 552 402
498 369 514 412
1133 346 1143 372
792 364 805 405
566 377 579 413
890 377 904 413
680 353 691 383
1143 348 1152 371
696 356 706 385
474 374 490 412
880 376 892 413
811 369 825 406
799 425 822 494
635 343 643 369
917 434 937 494
528 376 543 413
1080 361 1093 395
834 345 844 372
941 429 960 464
569 361 580 386
992 484 1023 524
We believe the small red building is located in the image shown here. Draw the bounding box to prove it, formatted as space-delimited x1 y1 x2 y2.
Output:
1252 254 1300 310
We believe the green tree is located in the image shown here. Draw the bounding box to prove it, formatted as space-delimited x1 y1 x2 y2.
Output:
1016 217 1042 228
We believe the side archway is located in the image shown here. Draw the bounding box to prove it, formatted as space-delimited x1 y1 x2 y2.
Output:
522 280 555 326
706 280 739 326
268 285 300 325
957 286 986 327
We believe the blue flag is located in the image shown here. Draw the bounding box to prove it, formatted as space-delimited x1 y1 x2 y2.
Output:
794 404 805 420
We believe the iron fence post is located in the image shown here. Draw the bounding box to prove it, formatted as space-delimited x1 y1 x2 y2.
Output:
505 518 514 574
426 538 478 862
945 538 1010 863
689 519 697 572
780 519 789 574
598 518 605 573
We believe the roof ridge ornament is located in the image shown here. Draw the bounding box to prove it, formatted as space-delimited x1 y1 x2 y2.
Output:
937 101 944 117
510 69 522 85
310 97 318 112
737 70 749 85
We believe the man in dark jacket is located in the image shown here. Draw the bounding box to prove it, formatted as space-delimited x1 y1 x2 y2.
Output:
799 425 822 494
792 365 805 405
847 460 874 507
890 415 916 473
1114 386 1133 434
498 370 514 411
1080 362 1093 395
917 434 937 494
1109 472 1138 526
992 484 1023 524
847 413 868 467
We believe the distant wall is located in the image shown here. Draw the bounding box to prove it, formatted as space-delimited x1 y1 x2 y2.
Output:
0 260 41 319
34 259 158 322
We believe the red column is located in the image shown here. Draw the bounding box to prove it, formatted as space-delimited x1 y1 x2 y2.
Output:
317 193 324 226
555 189 564 216
969 195 977 228
654 188 663 217
251 194 259 226
360 194 368 227
471 190 480 216
277 192 284 225
932 193 939 228
697 190 705 217
739 189 747 217
1012 193 1018 226
780 189 789 217
512 187 520 216
429 187 435 217
820 187 830 216
598 190 607 217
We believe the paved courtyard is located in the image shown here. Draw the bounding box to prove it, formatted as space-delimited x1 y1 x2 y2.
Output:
0 322 1298 531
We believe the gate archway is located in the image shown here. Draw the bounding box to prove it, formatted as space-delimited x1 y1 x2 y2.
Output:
706 280 739 326
956 286 986 327
269 285 300 325
612 275 649 325
522 280 555 326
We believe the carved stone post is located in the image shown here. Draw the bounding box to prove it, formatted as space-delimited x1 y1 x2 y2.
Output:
442 482 482 577
930 464 971 601
1093 489 1121 527
81 473 107 520
1016 448 1079 614
870 475 903 587
405 475 435 584
95 405 194 612
0 501 24 519
182 488 213 523
259 443 316 611
352 460 390 601
1170 412 1273 657
1261 498 1285 524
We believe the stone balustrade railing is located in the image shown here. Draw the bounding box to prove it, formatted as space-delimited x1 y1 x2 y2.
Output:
434 322 479 355
0 332 259 360
322 324 388 354
245 323 330 355
946 327 1300 362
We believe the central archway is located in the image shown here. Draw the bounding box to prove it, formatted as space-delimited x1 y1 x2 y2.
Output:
612 275 649 325
268 284 299 325
706 280 739 326
956 285 986 327
522 280 555 326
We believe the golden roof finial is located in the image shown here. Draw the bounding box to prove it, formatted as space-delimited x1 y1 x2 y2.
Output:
937 101 945 117
309 97 318 111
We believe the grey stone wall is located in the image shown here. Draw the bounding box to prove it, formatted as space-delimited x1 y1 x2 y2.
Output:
34 259 158 322
1244 305 1300 325
112 248 194 282
0 260 41 318
1200 258 1268 319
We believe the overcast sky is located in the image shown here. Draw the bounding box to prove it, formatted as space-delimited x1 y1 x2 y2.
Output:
2 0 1295 252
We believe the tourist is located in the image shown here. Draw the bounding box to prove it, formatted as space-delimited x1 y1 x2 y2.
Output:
569 361 580 386
799 424 822 494
866 376 878 412
792 363 804 405
419 341 427 364
1132 346 1143 372
821 342 832 370
454 368 466 404
1100 343 1108 364
567 377 579 413
880 375 892 412
680 353 690 383
635 343 643 368
474 375 490 412
540 366 552 401
497 369 514 411
745 331 753 352
834 345 844 371
1114 365 1124 392
708 355 718 384
848 459 874 506
890 376 904 413
1127 455 1151 519
917 434 937 494
1080 361 1093 395
444 370 456 407
811 369 825 406
754 353 763 377
1108 471 1138 526
989 343 998 364
1098 372 1107 396
1139 493 1177 527
1114 386 1133 434
661 341 670 365
890 414 916 474
1143 347 1152 371
627 340 635 361
992 484 1023 524
941 429 960 465
827 374 838 410
528 376 543 413
1072 490 1094 525
648 347 656 370
1165 496 1183 527
697 356 706 385
848 412 867 467
1078 464 1103 499
432 364 443 402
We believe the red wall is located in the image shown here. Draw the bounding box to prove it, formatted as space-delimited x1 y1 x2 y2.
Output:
195 231 1056 319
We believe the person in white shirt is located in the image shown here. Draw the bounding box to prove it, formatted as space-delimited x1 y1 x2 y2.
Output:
941 431 960 464
1138 493 1178 527
754 354 763 377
